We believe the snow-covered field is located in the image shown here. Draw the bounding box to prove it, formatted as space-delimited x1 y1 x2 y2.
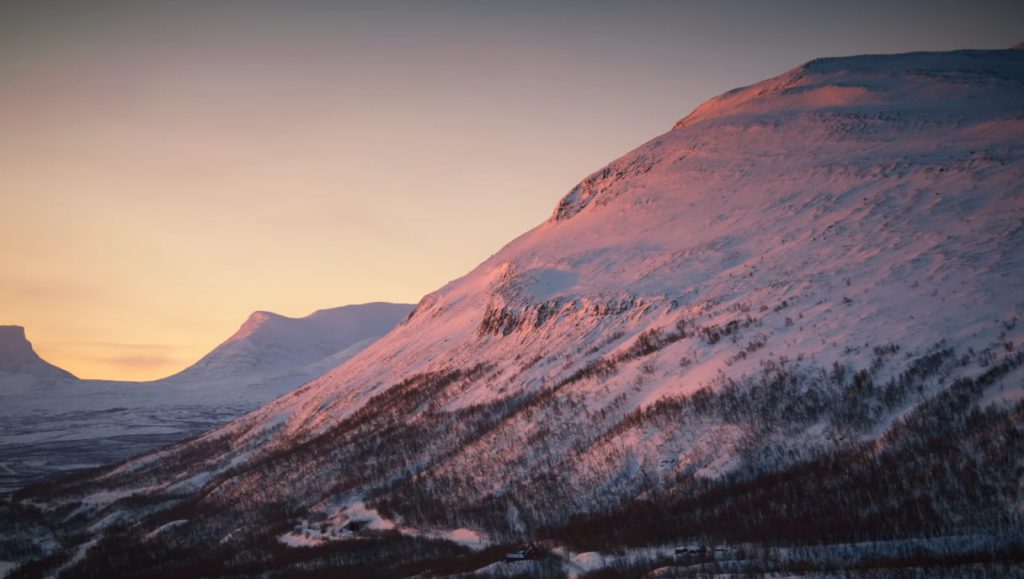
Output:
0 402 247 493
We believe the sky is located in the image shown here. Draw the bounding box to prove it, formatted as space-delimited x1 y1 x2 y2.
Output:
1 0 1021 381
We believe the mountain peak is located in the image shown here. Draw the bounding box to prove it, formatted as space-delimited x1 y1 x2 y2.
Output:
228 310 284 342
224 304 415 346
163 303 415 385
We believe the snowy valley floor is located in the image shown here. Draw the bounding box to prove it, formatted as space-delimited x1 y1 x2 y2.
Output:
0 404 247 493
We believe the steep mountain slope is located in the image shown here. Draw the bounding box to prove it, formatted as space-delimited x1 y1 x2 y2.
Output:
0 303 412 493
8 48 1024 577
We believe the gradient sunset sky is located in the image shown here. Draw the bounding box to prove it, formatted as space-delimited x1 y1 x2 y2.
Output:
2 0 1021 381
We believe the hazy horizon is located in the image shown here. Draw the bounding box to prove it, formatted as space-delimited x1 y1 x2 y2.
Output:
2 0 1021 380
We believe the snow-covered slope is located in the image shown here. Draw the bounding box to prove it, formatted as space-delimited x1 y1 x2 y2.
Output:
10 48 1024 576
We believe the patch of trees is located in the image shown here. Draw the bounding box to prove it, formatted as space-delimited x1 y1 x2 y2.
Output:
0 502 51 561
541 352 1024 551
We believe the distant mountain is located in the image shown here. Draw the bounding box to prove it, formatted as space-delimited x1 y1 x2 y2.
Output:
160 303 415 399
0 303 413 494
7 48 1024 577
0 325 75 385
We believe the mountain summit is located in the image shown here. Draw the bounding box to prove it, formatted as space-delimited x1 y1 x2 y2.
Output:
9 48 1024 577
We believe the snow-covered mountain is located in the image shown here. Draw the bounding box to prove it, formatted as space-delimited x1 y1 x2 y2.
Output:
0 326 75 389
0 303 412 493
158 302 417 400
6 48 1024 577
